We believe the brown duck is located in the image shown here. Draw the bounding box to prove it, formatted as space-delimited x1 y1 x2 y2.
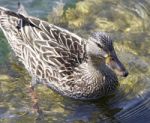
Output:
0 4 128 100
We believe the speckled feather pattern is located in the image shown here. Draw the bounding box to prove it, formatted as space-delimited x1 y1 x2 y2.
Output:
0 7 118 99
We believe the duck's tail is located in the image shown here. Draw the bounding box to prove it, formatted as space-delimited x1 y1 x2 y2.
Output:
0 7 17 30
0 5 28 58
17 2 28 16
0 3 28 31
0 2 28 16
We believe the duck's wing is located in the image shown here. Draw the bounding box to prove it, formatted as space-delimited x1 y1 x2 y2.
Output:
0 7 87 77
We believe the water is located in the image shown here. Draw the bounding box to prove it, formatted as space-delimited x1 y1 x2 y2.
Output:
0 0 77 17
0 0 150 123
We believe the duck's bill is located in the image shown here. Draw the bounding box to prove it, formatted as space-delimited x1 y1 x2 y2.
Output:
114 68 128 77
106 56 128 77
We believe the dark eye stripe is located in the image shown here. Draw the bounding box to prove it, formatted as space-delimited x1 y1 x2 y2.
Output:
96 43 103 48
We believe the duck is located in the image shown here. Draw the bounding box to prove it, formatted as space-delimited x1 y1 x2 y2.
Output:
0 3 128 100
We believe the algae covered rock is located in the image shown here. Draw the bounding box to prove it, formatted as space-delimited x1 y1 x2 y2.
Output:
48 0 148 33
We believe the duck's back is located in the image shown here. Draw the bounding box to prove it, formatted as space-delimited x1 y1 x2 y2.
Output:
0 7 87 92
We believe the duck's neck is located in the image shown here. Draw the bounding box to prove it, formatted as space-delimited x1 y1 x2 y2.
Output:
82 58 118 94
85 40 118 85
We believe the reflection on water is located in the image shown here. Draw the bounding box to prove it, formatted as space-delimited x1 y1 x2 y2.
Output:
0 0 150 123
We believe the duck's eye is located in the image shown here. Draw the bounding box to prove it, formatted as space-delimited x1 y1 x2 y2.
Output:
96 43 103 49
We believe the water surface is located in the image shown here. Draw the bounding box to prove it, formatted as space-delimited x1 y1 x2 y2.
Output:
0 0 150 123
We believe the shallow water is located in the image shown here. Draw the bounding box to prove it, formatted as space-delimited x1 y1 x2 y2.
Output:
0 0 150 123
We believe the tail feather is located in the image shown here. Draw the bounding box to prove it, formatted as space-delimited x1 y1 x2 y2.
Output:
0 6 20 31
0 5 41 59
0 6 27 58
17 2 28 15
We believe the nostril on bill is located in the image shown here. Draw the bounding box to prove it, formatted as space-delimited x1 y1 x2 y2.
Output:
123 71 128 77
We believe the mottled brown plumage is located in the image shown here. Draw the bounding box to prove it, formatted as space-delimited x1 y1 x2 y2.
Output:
0 5 128 99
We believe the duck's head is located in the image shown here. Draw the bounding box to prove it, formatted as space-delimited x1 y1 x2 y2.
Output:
87 32 128 77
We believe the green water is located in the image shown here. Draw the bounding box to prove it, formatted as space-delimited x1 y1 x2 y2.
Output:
0 0 150 123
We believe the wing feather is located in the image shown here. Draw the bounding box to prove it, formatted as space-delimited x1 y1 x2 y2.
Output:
0 7 87 79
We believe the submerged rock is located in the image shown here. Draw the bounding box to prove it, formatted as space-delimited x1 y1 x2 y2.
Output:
48 0 148 33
